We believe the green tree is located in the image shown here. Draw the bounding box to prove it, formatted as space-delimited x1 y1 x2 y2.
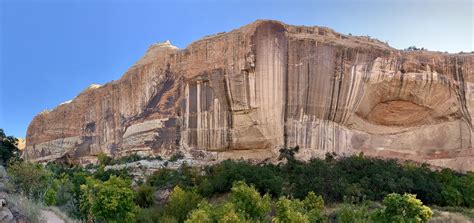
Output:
135 184 155 208
97 152 112 166
164 186 202 223
80 176 137 223
272 191 325 223
372 193 432 223
273 197 309 223
0 128 20 165
7 160 52 201
459 173 474 207
229 181 271 221
186 201 249 223
337 203 372 223
441 185 463 206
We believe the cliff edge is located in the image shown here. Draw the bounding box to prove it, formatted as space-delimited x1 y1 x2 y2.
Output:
24 20 474 171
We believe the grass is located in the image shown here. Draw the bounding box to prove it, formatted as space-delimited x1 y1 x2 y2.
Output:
7 194 46 223
430 205 474 220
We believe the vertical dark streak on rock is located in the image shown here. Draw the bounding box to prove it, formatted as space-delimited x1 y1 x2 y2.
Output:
305 61 311 114
284 37 290 148
333 49 345 122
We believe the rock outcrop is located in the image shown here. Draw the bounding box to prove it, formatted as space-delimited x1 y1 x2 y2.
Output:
24 20 474 171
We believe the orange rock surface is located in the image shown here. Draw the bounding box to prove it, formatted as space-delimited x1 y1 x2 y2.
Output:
24 20 474 171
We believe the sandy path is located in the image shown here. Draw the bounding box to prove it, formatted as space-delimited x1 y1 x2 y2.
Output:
41 210 64 223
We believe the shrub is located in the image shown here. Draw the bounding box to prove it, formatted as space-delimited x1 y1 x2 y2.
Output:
372 193 432 223
272 191 325 223
0 129 20 166
97 153 112 166
135 207 164 223
164 186 202 222
148 166 195 190
459 173 474 207
44 187 57 206
135 184 155 208
337 203 373 223
186 202 249 223
169 151 185 162
229 181 271 221
197 160 283 197
80 176 137 223
441 185 463 207
7 161 52 201
273 197 309 223
7 194 45 223
110 153 143 165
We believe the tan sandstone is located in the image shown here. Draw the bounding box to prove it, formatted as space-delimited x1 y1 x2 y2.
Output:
24 20 474 171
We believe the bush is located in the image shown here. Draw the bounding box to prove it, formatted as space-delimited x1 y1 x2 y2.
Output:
110 153 143 165
372 193 432 223
272 191 325 223
147 164 199 190
7 161 52 201
7 194 45 223
135 207 164 223
337 203 373 223
169 151 185 162
197 160 284 197
273 197 309 223
229 181 271 221
135 184 155 208
80 176 137 223
186 181 272 222
97 153 112 166
164 186 202 223
0 129 20 166
186 202 248 223
441 185 463 207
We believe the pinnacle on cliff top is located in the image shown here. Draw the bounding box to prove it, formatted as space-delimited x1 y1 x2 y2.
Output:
151 40 179 49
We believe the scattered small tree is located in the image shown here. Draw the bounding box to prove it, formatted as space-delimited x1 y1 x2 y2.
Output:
135 184 155 208
229 181 271 221
80 176 137 223
372 193 432 223
164 186 202 222
273 191 325 223
7 160 52 201
0 128 20 165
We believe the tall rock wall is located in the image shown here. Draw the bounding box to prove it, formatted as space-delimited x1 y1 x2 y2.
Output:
24 20 474 171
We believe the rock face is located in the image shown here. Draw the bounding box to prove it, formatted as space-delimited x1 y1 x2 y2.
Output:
24 20 474 171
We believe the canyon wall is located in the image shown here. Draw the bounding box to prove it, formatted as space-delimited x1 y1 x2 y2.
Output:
24 20 474 171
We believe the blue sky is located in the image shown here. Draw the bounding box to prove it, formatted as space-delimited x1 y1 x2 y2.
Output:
0 0 472 138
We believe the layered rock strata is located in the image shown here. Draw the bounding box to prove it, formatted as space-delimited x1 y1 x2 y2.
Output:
24 20 474 171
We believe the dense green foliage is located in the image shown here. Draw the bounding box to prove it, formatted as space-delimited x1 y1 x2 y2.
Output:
5 146 472 222
273 192 325 223
135 184 155 208
164 186 202 222
372 193 433 223
336 203 374 223
80 176 137 223
162 151 473 208
0 128 20 165
7 161 52 201
186 181 271 223
229 181 271 221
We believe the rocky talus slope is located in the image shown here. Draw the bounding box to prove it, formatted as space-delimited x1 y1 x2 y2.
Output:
24 20 474 171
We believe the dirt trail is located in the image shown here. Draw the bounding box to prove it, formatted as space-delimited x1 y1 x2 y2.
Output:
41 209 64 223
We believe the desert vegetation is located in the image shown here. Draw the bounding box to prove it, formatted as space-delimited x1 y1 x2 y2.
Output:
1 145 472 222
2 129 473 222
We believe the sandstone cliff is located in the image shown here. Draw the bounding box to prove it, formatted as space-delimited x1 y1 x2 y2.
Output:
24 20 474 171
